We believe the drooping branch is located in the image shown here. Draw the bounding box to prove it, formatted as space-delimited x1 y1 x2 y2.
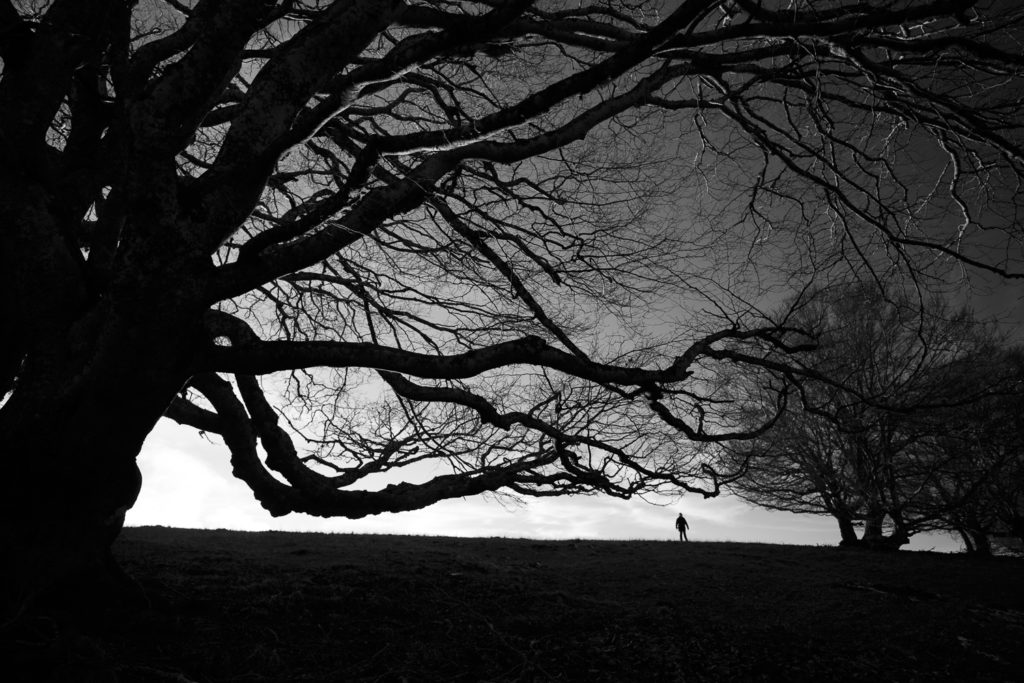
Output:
235 372 337 495
188 371 564 518
188 372 296 516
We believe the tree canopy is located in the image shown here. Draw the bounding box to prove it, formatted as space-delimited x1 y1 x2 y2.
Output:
3 0 1024 614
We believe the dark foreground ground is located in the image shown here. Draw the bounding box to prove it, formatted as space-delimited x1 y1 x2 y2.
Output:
5 526 1024 682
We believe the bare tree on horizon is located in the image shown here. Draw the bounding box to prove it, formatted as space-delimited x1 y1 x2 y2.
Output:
716 282 1011 549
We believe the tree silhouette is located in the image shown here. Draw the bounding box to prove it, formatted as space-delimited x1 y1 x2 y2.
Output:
718 283 1006 548
2 0 1024 616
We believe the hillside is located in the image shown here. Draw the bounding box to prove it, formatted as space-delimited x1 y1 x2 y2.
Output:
6 526 1023 682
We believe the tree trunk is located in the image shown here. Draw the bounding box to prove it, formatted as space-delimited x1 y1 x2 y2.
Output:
836 513 859 546
862 513 885 542
0 155 213 622
0 310 200 624
888 513 910 548
855 512 908 550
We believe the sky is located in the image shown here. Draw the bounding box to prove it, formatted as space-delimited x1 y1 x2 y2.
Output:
128 419 964 553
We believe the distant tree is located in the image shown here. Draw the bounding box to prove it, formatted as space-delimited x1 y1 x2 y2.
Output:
3 0 1024 617
718 283 1004 549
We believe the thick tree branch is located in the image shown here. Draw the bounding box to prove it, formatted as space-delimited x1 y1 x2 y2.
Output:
0 0 120 158
189 372 297 515
162 396 223 434
201 309 816 390
235 373 336 495
279 0 538 154
0 1 24 61
189 0 404 251
204 333 691 385
125 0 274 155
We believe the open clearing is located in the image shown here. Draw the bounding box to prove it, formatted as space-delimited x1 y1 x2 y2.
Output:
6 526 1023 682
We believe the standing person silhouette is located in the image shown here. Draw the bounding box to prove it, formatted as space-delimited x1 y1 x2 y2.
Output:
675 513 689 542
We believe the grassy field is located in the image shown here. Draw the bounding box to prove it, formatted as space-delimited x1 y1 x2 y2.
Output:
5 526 1023 682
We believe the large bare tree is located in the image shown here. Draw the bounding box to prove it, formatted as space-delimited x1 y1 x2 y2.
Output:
2 0 1024 617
